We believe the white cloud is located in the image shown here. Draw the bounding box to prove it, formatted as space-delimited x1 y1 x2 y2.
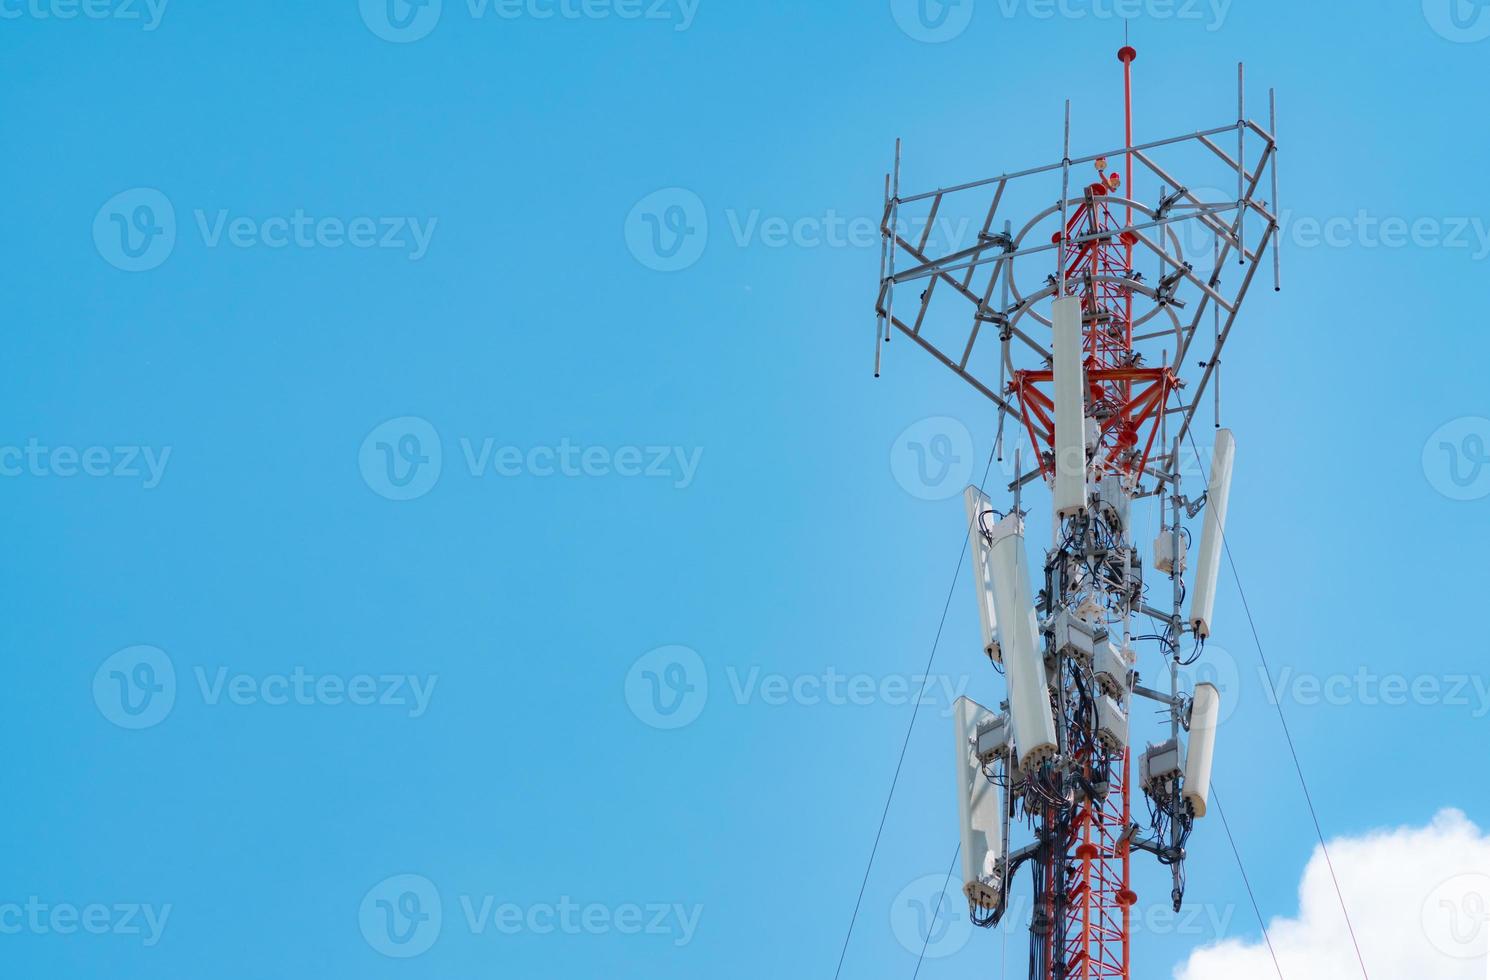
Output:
1176 809 1490 979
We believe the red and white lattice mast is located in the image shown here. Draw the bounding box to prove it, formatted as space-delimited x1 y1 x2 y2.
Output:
875 45 1280 979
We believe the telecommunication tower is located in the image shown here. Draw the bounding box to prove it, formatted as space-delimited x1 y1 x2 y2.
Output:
873 47 1280 979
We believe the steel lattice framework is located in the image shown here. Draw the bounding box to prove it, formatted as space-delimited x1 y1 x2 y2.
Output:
873 47 1280 980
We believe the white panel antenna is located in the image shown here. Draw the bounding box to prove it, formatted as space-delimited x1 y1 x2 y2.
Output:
985 515 1058 771
1095 694 1128 753
963 485 1002 663
954 696 1005 909
1182 682 1221 818
1052 296 1088 518
1189 429 1236 637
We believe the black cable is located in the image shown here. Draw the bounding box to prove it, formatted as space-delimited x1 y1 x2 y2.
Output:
1220 533 1372 977
1185 429 1371 979
912 842 962 980
831 443 1000 980
1211 783 1285 979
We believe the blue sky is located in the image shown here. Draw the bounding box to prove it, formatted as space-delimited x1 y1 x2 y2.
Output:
1 1 1488 977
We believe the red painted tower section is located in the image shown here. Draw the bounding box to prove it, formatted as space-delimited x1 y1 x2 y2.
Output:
1011 47 1177 489
1028 48 1163 980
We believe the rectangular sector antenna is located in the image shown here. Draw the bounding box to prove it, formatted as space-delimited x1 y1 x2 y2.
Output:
1189 429 1236 637
963 485 1002 663
953 696 1005 909
1052 297 1088 518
